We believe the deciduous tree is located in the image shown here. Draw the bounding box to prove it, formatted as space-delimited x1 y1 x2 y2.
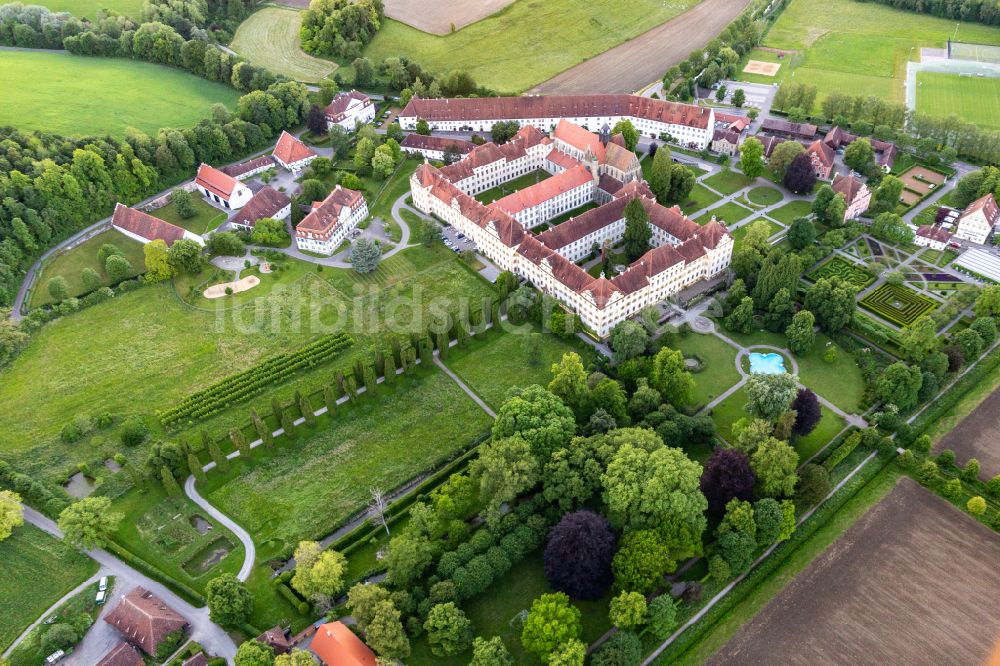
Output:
611 120 640 151
745 372 799 422
471 636 513 666
783 152 816 194
739 137 764 179
424 602 473 656
58 497 122 550
520 592 581 661
471 435 539 523
491 385 575 460
791 388 821 436
543 510 616 600
786 309 816 355
750 439 799 498
699 447 756 516
609 591 647 629
623 198 651 261
0 490 24 542
206 573 253 626
649 346 694 407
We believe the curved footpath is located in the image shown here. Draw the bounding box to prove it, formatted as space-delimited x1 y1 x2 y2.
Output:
184 475 256 582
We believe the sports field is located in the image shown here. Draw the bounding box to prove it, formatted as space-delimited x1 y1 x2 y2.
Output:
231 7 337 83
28 0 143 18
363 0 700 93
916 72 1000 130
755 0 1000 105
0 51 241 137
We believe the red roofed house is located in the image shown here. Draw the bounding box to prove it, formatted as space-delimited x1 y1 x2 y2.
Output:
711 129 740 157
915 225 953 251
256 626 291 655
181 654 209 666
222 155 275 180
230 186 291 231
112 203 205 247
310 621 376 666
831 172 871 221
325 90 375 131
805 140 836 180
294 185 368 255
400 134 475 162
103 587 188 655
96 641 144 666
194 163 253 210
273 131 318 172
955 193 999 245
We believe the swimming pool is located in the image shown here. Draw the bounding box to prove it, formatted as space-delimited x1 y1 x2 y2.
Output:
748 352 787 375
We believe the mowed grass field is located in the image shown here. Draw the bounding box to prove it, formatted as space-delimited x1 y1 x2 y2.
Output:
363 0 700 93
0 525 98 651
28 0 143 18
754 0 1000 104
0 52 240 137
916 72 1000 130
231 7 337 83
198 366 492 555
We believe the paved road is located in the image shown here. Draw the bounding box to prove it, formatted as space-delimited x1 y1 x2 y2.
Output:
19 506 238 663
184 475 256 582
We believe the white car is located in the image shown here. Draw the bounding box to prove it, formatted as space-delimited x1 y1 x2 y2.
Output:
95 589 107 605
98 577 108 592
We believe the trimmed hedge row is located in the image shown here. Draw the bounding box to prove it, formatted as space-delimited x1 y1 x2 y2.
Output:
104 541 206 606
159 332 353 426
823 431 862 472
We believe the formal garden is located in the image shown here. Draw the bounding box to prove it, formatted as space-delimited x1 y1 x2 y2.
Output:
859 283 938 327
805 256 875 290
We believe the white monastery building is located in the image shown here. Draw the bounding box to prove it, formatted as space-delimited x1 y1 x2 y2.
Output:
400 134 475 162
111 203 205 247
194 163 253 210
954 193 999 246
398 94 716 149
294 185 368 255
272 131 318 172
409 120 732 337
325 90 376 131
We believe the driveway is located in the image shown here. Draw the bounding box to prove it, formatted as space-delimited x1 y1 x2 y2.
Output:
184 476 256 582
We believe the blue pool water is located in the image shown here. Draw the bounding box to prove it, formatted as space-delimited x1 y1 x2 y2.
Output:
748 352 786 375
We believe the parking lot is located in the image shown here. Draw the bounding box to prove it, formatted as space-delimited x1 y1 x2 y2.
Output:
440 224 477 254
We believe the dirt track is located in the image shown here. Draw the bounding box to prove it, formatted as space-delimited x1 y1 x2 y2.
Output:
383 0 517 35
528 0 751 94
935 386 1000 479
709 479 1000 666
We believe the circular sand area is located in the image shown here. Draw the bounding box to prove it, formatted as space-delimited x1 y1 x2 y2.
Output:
203 275 260 299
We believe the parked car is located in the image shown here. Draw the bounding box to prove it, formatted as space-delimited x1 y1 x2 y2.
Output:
96 589 107 605
45 651 65 664
98 577 108 592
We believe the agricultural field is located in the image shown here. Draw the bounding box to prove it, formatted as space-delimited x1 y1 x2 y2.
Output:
0 51 240 137
383 0 517 34
916 72 1000 130
28 229 146 309
709 479 1000 665
29 0 143 18
0 525 98 651
198 366 492 556
754 0 1000 104
934 385 1000 478
231 7 338 83
859 283 938 327
446 328 585 409
363 0 701 93
806 256 875 290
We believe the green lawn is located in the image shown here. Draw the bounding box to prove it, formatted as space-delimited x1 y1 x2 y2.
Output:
732 218 782 252
0 525 98 652
745 186 784 206
710 386 750 444
409 550 613 665
548 202 599 226
29 0 143 18
475 170 552 204
231 7 337 83
152 198 228 235
758 0 1000 105
695 202 753 226
680 183 723 214
29 229 146 309
7 579 110 666
446 328 585 409
198 366 492 556
768 200 812 225
703 170 754 195
916 72 1000 131
363 0 700 93
0 52 241 137
675 333 741 408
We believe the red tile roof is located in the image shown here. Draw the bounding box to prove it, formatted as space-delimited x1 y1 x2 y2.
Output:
296 185 364 240
604 141 638 173
96 641 144 666
401 95 712 130
492 164 593 215
111 203 187 246
400 134 475 154
546 149 580 171
325 90 371 123
310 621 376 666
760 118 817 138
806 139 836 168
222 155 275 178
917 225 953 243
256 626 291 654
104 587 188 655
273 131 317 166
231 186 290 228
196 163 239 199
554 119 605 161
832 172 865 203
181 654 208 666
962 193 1000 224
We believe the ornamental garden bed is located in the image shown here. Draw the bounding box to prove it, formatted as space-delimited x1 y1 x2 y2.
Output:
858 283 937 327
805 257 874 290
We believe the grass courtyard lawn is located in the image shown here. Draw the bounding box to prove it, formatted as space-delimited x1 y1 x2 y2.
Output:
152 198 228 235
703 170 754 195
475 170 552 204
548 202 599 226
368 158 421 220
231 7 337 83
363 0 700 93
710 386 750 444
759 0 1000 104
446 328 586 409
409 549 613 665
0 525 98 652
675 333 741 408
29 0 143 17
680 183 723 214
199 366 492 557
28 229 146 309
916 72 1000 130
745 186 784 206
0 51 240 137
731 218 782 251
695 202 753 226
767 200 812 225
795 407 846 461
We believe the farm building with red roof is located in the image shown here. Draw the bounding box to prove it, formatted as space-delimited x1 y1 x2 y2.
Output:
194 163 253 209
111 203 205 247
273 131 318 172
310 621 376 666
103 587 188 655
230 186 291 231
400 134 475 162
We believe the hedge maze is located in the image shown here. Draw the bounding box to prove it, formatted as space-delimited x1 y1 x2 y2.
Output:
807 257 875 290
859 283 937 327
